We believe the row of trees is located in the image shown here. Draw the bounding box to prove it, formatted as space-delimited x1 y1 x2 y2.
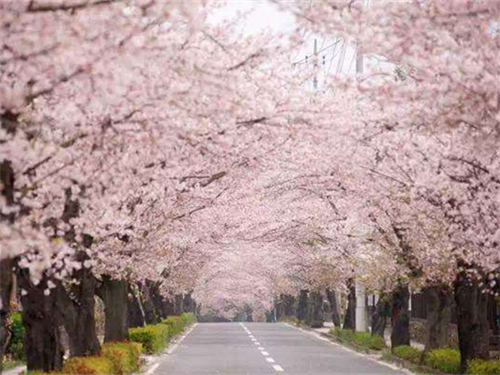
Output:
1 0 499 374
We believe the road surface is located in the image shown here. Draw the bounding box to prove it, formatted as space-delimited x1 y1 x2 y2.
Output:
153 322 408 375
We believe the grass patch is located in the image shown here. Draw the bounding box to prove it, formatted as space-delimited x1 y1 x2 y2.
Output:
466 359 500 375
101 342 142 374
424 348 461 374
62 356 115 375
329 328 386 351
393 345 422 364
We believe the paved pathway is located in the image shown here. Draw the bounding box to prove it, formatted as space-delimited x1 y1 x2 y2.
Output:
153 322 409 375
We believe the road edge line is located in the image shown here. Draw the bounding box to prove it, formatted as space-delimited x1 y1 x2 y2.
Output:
166 323 198 355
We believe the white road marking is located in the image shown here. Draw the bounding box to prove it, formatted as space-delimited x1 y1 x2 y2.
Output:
145 363 160 375
258 346 265 350
273 364 284 372
254 342 260 345
261 351 270 356
266 357 275 363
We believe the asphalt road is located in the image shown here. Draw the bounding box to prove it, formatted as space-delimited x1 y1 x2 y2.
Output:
153 322 408 375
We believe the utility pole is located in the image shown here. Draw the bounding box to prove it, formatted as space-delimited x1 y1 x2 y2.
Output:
313 38 318 90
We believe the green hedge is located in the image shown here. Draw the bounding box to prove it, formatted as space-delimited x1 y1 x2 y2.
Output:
393 345 422 364
6 312 25 361
329 328 385 351
128 324 170 354
424 348 461 374
63 342 142 375
161 316 184 336
467 359 500 375
180 312 197 327
62 356 115 375
101 342 142 374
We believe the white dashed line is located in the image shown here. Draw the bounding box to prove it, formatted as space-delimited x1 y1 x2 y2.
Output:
261 351 270 356
273 364 284 372
266 358 275 363
258 346 265 350
254 342 260 345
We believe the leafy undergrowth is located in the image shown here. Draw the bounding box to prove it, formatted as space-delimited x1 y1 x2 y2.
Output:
329 328 386 351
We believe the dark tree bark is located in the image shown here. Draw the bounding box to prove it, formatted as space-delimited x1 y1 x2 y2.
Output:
343 280 356 330
390 284 410 349
424 285 452 351
174 294 184 315
326 289 341 327
183 293 195 313
296 290 309 322
1 159 16 374
162 298 175 317
283 295 296 317
17 268 64 372
0 258 14 374
455 269 490 372
306 291 324 328
97 276 129 342
56 251 100 357
127 284 145 328
371 294 390 337
141 281 159 324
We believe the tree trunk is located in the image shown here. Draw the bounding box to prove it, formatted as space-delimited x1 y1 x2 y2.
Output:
306 291 324 328
282 295 296 317
326 289 341 327
174 294 185 315
17 268 64 372
140 281 159 324
127 284 145 328
0 258 13 374
390 284 410 349
455 270 490 372
98 276 128 342
371 294 390 337
162 298 175 317
343 280 356 330
56 251 100 357
296 290 309 322
183 293 195 313
424 285 451 352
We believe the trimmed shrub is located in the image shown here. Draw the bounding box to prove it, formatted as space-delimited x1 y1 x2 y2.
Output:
128 325 169 354
62 356 115 375
393 345 422 364
180 312 196 327
424 348 461 374
353 332 386 350
101 342 142 374
6 312 25 361
329 328 385 351
467 359 500 375
161 316 183 336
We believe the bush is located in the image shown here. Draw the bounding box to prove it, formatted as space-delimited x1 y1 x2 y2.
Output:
62 356 115 375
467 359 500 375
6 312 25 361
329 328 385 351
180 312 196 327
161 316 183 336
128 324 169 354
424 348 461 374
101 342 142 374
393 345 422 364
